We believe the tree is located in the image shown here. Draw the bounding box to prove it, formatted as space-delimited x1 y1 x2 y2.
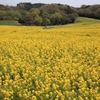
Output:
0 4 5 10
17 3 33 10
0 3 78 25
34 15 42 25
81 4 87 9
0 11 7 20
77 4 100 19
40 4 60 14
95 8 100 19
77 8 92 17
23 15 34 25
5 5 13 10
7 10 22 20
40 6 51 26
50 12 62 25
18 9 28 17
42 18 51 26
60 13 70 24
29 8 40 16
68 13 78 23
41 11 50 26
29 8 42 25
89 4 100 12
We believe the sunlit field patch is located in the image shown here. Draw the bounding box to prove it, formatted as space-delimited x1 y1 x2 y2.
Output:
0 17 100 100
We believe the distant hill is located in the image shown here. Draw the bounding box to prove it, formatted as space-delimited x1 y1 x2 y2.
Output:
75 17 100 24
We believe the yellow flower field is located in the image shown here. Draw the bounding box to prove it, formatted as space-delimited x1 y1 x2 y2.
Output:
0 18 100 100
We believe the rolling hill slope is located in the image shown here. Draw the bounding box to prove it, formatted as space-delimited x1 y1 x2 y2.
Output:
0 20 21 26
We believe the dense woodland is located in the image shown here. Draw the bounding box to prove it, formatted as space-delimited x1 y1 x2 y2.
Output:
0 3 100 26
77 4 100 19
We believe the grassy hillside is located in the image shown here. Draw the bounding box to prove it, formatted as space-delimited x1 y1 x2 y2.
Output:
0 20 21 26
75 17 100 25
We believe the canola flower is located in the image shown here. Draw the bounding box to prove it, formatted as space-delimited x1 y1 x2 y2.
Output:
0 22 100 100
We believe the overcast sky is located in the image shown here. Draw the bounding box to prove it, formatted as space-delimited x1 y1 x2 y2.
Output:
0 0 100 7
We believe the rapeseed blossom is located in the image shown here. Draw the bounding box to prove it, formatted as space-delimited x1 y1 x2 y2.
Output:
0 22 100 100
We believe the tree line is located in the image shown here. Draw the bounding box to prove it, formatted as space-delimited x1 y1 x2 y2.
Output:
77 4 100 19
0 3 100 26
